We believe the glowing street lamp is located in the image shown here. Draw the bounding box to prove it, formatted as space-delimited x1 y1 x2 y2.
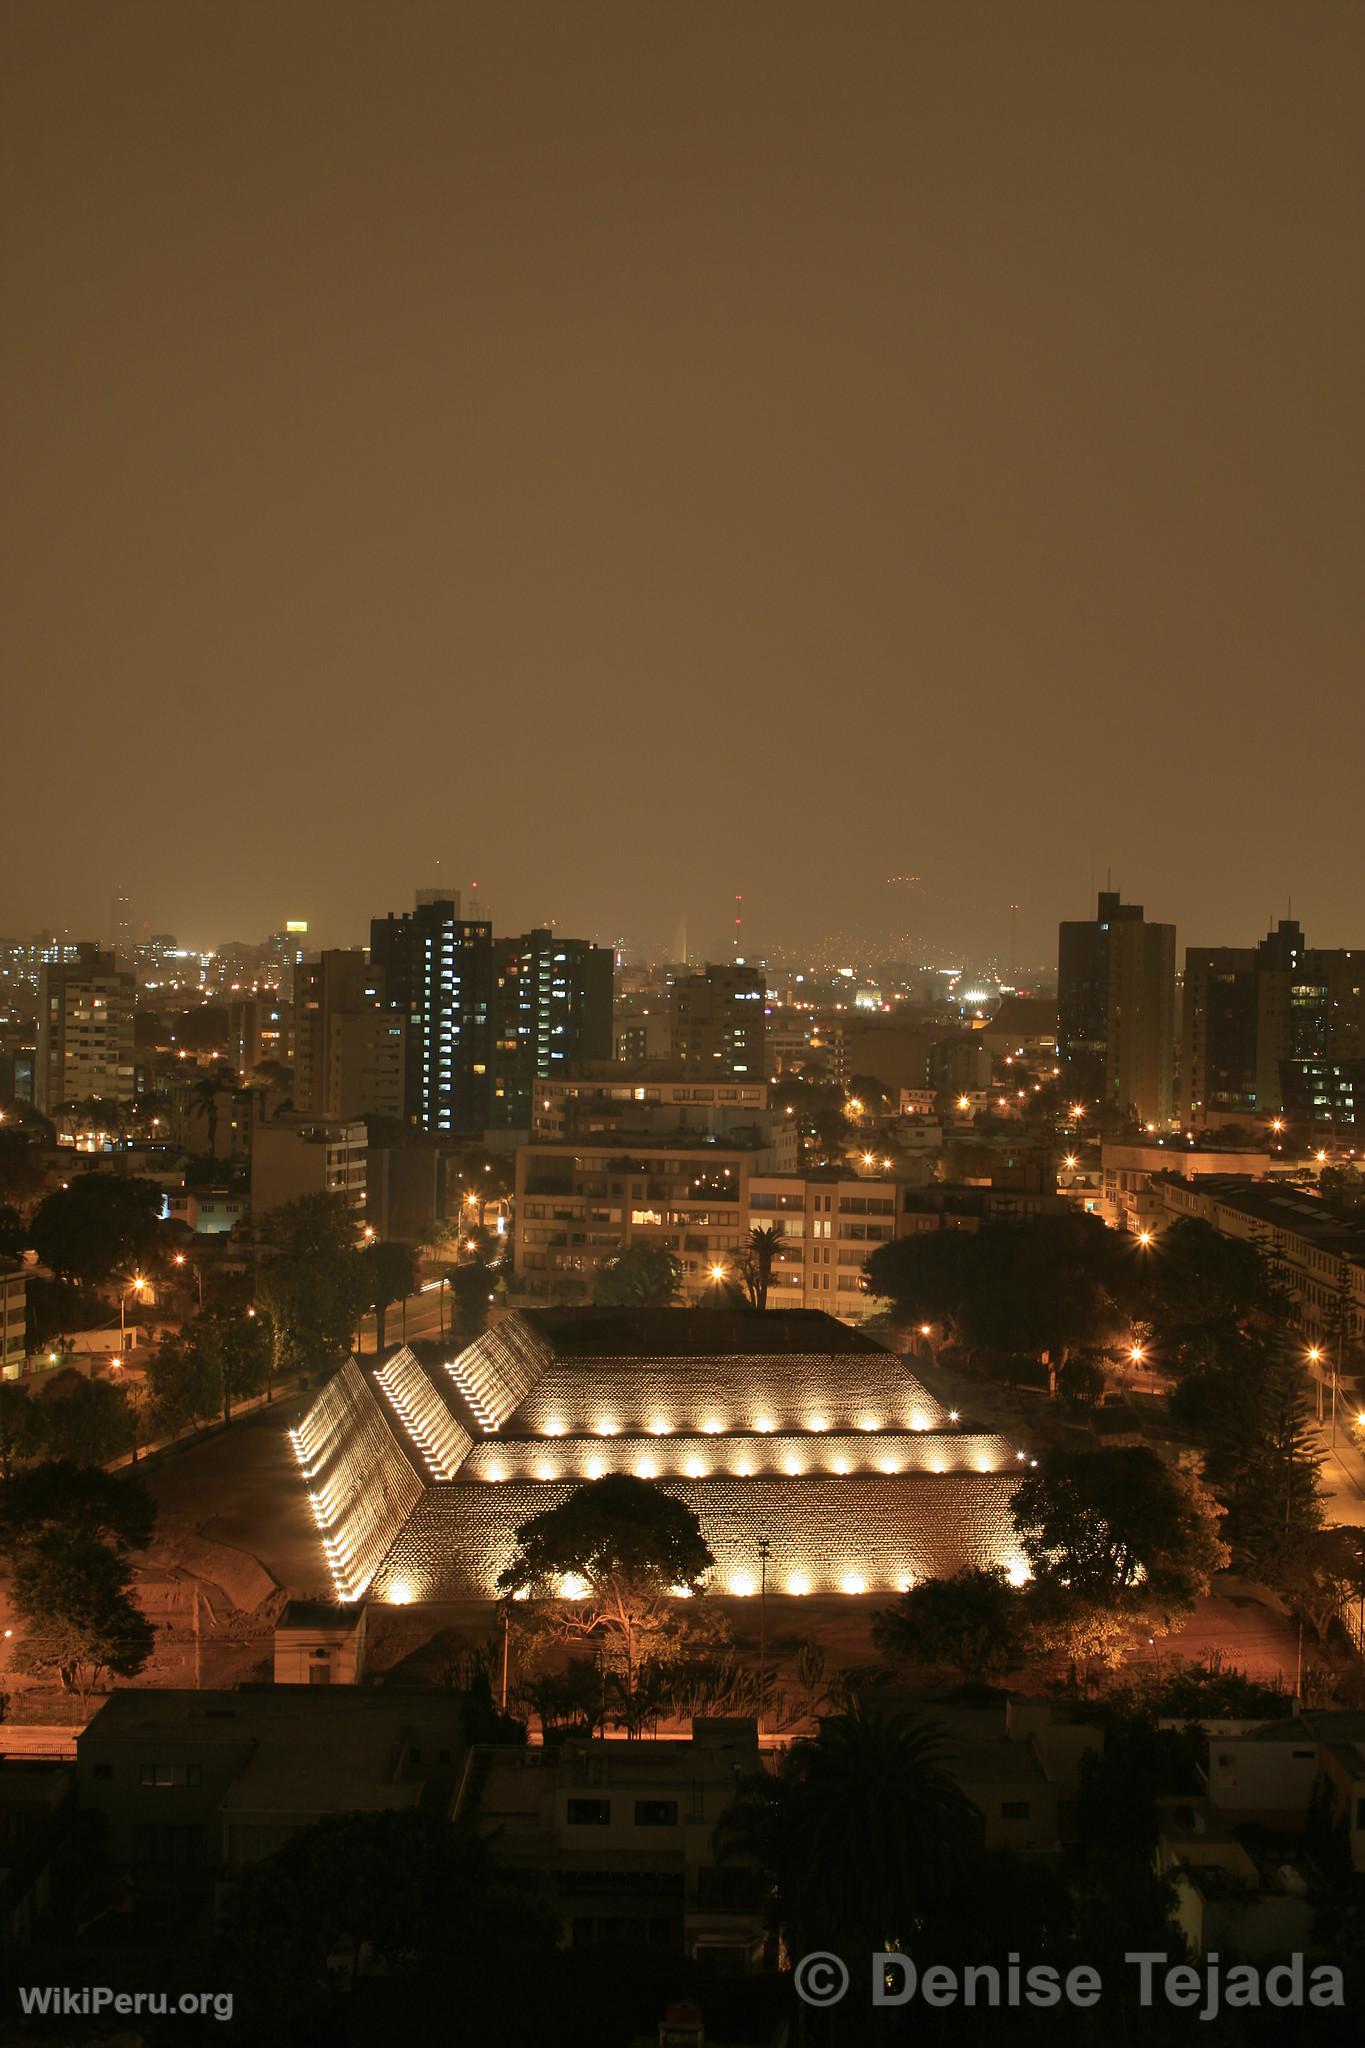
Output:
1137 1229 1153 1248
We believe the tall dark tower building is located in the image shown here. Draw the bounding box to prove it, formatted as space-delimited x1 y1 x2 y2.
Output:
669 962 769 1081
491 930 615 1127
1182 918 1362 1129
1058 890 1175 1127
369 896 494 1135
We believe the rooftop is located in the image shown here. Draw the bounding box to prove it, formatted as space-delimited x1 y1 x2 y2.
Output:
518 1307 885 1360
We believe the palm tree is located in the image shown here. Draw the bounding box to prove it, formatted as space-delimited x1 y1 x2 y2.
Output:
743 1225 779 1311
190 1064 239 1156
714 1703 979 1965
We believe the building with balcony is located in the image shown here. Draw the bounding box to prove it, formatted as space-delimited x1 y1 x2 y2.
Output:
369 895 493 1136
1 1256 27 1377
747 1174 901 1322
514 1129 793 1303
1151 1173 1365 1358
490 931 614 1129
35 946 136 1115
460 1719 765 1964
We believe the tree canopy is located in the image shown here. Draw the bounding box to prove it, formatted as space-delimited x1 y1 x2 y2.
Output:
871 1565 1030 1680
497 1474 714 1689
1012 1445 1228 1614
866 1212 1136 1364
713 1705 980 1960
592 1242 682 1307
29 1174 164 1287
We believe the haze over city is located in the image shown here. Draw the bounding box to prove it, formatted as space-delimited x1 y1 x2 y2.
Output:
4 2 1363 961
2 7 1364 2044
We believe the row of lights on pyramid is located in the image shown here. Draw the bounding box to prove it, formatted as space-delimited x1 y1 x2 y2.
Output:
480 1443 1004 1482
444 1358 498 1433
565 1412 919 1438
289 1417 339 1480
376 1363 459 1479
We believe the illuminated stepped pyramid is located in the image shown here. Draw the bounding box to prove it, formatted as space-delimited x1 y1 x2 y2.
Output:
291 1308 1031 1603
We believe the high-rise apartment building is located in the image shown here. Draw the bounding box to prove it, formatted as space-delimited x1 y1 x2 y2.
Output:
1181 919 1362 1129
369 897 493 1135
228 995 293 1079
669 963 768 1081
491 930 614 1128
1058 891 1175 1128
295 951 404 1121
36 946 137 1115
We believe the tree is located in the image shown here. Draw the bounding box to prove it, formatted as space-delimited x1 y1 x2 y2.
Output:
29 1175 163 1287
1057 1352 1107 1409
0 1459 155 1555
739 1225 778 1312
0 1383 47 1478
592 1242 682 1307
868 1213 1134 1367
190 1063 239 1156
185 1305 271 1423
0 1128 44 1206
35 1373 136 1466
145 1332 223 1440
713 1704 980 1961
1272 1524 1365 1642
1012 1446 1228 1611
1176 1325 1324 1574
864 1228 977 1334
221 1809 562 2048
259 1190 358 1265
447 1260 495 1340
497 1475 714 1692
0 1202 27 1259
1136 1215 1274 1338
363 1238 416 1352
871 1566 1030 1681
8 1529 154 1707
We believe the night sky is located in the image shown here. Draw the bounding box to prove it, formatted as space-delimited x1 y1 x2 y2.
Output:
3 3 1361 966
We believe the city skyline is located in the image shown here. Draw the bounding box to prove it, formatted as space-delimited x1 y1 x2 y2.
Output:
4 2 1362 961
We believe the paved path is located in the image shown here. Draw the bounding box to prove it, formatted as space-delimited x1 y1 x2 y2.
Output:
142 1387 323 1595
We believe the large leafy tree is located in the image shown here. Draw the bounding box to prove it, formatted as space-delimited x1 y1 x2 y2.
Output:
0 1383 47 1478
0 1461 155 1709
145 1331 224 1439
592 1242 682 1307
221 1809 562 2048
1173 1324 1324 1575
0 1202 27 1259
29 1175 163 1287
9 1529 155 1707
1012 1445 1228 1611
867 1212 1136 1365
871 1566 1030 1681
497 1475 714 1691
363 1238 416 1352
0 1459 155 1553
713 1705 980 1960
180 1305 271 1423
0 1128 45 1205
35 1373 136 1466
1135 1215 1274 1339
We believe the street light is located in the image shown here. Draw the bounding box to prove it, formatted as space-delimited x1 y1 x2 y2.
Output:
756 1536 771 1734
